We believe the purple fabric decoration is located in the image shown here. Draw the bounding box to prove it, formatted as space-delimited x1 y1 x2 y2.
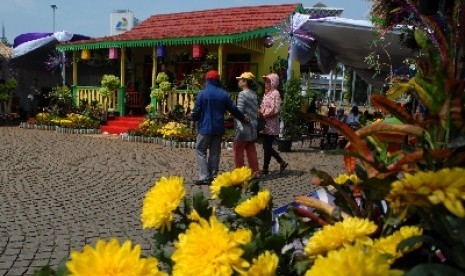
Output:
13 32 91 48
13 33 53 48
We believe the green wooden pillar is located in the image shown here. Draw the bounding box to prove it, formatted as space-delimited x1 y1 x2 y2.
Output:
151 46 158 114
119 48 126 116
72 85 78 107
118 87 126 116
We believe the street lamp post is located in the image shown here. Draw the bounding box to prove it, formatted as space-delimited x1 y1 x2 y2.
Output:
51 5 57 32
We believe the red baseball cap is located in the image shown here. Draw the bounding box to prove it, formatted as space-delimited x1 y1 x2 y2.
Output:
205 70 220 81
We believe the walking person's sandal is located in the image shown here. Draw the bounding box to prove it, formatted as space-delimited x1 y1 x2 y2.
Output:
279 161 288 173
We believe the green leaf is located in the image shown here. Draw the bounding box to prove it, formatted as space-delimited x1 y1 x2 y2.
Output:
359 177 394 201
397 235 448 254
152 231 171 248
192 191 212 219
294 260 310 275
55 260 69 276
264 234 287 254
242 232 263 260
396 235 424 252
355 164 368 180
248 180 261 195
34 266 54 276
219 186 243 208
277 217 296 240
406 264 465 276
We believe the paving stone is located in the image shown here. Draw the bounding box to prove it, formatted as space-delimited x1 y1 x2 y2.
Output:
0 127 344 273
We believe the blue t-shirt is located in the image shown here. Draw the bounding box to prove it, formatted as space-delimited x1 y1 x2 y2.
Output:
192 82 245 135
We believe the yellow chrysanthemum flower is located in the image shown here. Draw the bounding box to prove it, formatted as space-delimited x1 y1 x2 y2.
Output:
305 217 377 256
172 216 252 276
188 209 201 221
373 226 423 263
66 238 166 276
333 173 361 185
141 176 186 232
235 190 271 217
245 251 279 276
333 174 350 185
210 166 252 199
305 243 403 276
349 174 362 184
387 168 465 218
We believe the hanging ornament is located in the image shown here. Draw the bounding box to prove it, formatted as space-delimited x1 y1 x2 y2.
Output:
108 48 119 59
44 50 70 71
81 49 91 60
156 45 165 58
193 44 203 59
273 13 314 52
264 35 275 48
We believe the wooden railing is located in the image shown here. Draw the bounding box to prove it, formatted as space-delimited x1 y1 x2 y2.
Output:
74 86 238 115
161 90 239 114
76 86 118 111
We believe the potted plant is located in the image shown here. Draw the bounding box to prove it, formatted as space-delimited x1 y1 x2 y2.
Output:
278 78 303 152
150 72 172 115
49 85 73 117
0 78 17 114
99 74 120 122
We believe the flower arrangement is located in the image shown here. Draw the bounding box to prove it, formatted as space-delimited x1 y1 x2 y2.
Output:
158 121 186 138
32 112 100 129
36 2 465 274
38 163 447 275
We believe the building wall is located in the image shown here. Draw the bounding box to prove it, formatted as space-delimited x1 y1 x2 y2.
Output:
126 39 300 93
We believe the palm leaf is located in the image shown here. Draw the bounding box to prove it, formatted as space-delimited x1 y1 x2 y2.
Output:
300 113 374 163
356 122 427 139
446 79 464 128
386 82 412 99
371 95 415 124
414 75 444 114
310 169 335 186
343 154 357 175
386 149 452 172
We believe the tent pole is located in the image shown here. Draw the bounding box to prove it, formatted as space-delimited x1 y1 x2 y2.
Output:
340 65 345 107
351 70 356 105
61 51 66 86
327 70 333 101
367 84 372 106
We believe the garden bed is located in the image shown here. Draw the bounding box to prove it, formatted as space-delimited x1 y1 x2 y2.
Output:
19 122 101 135
0 113 20 126
121 119 235 149
121 133 233 149
19 112 101 135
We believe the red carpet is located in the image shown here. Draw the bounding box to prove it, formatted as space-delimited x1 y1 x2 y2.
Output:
100 116 145 135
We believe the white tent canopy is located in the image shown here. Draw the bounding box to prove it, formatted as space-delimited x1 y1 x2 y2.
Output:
291 15 416 86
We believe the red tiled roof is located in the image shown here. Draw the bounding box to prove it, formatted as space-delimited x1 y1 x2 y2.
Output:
59 3 301 50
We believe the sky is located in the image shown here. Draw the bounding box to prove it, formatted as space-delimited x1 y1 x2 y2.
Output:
1 0 372 44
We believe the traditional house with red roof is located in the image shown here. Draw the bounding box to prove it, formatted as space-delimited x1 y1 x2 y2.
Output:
57 3 303 115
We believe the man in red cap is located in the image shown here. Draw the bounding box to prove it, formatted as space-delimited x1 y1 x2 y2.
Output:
191 70 249 185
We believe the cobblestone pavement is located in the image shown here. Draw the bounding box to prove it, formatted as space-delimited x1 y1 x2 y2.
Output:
0 127 344 275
